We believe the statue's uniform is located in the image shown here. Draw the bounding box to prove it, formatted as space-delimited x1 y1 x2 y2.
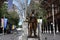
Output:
29 14 37 36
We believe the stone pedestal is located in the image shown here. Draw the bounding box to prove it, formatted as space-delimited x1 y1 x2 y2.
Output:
22 21 28 40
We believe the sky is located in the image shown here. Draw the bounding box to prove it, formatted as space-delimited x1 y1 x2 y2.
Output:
13 0 31 25
13 0 31 8
8 0 31 9
27 0 31 5
8 0 13 9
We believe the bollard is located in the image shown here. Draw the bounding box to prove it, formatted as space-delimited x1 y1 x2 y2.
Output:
45 37 47 40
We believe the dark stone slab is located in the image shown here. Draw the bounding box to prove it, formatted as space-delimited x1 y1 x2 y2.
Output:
27 36 39 38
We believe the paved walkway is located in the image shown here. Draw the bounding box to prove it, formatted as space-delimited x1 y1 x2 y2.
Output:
0 32 60 40
0 22 60 40
41 33 60 40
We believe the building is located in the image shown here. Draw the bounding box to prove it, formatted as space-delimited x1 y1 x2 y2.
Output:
26 0 40 16
0 0 6 7
41 0 60 33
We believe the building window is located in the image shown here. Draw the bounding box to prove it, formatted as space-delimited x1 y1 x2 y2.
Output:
54 4 58 14
55 8 58 14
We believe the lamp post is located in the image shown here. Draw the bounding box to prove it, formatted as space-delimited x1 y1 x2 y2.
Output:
52 4 55 40
37 17 42 40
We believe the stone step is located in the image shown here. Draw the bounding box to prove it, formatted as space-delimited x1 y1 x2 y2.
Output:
28 38 38 40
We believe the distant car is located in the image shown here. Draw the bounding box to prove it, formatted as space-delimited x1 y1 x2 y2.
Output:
16 28 22 31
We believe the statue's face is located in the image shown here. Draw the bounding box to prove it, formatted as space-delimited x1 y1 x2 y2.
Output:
32 14 34 17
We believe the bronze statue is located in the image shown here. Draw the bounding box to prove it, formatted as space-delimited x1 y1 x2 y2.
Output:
28 10 37 37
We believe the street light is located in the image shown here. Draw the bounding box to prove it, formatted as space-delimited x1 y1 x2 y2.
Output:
52 4 55 40
37 17 42 40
